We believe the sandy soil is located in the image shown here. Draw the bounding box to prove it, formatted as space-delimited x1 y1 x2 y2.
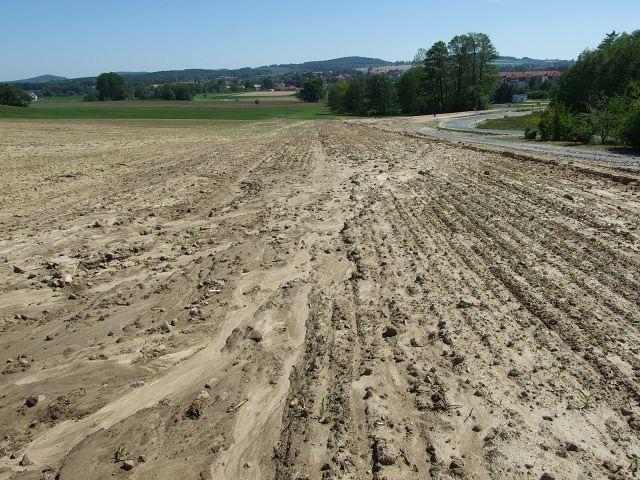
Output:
0 118 639 480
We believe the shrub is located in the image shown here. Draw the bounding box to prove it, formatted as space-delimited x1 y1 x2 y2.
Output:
568 114 594 144
539 103 577 141
0 85 32 107
83 91 98 102
528 90 548 100
588 95 625 144
618 99 640 149
524 127 538 140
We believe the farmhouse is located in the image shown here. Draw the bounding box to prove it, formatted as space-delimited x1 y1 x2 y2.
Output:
500 71 562 89
275 83 298 92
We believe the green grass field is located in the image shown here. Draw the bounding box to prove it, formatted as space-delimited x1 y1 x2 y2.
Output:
0 95 337 120
489 101 549 110
479 112 543 131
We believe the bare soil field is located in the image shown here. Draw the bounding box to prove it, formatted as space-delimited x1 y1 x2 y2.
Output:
0 118 639 480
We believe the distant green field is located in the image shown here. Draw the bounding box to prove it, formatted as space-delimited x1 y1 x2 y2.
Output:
192 93 297 102
479 112 543 131
0 96 337 120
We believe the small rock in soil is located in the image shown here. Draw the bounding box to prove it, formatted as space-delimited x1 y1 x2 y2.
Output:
449 458 464 469
508 368 521 378
452 355 465 366
247 329 263 342
375 440 398 466
185 397 206 419
25 395 45 407
456 297 475 309
565 442 579 452
382 326 397 338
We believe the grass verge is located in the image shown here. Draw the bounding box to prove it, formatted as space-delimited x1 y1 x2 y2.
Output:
478 112 542 131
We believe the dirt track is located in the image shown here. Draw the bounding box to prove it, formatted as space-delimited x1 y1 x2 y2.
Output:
1 119 639 480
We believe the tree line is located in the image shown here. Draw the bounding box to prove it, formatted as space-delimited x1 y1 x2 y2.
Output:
83 72 199 101
537 30 640 148
327 33 499 116
328 75 398 115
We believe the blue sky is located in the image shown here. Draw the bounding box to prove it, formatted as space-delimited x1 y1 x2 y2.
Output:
1 0 639 80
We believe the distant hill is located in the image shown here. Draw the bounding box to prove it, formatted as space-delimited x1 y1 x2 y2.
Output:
493 56 575 72
7 74 66 83
116 57 396 83
6 57 398 85
6 55 575 94
269 56 394 72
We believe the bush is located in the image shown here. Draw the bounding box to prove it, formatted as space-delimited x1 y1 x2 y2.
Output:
0 85 32 107
539 103 577 141
568 115 594 144
524 127 538 140
83 91 98 102
618 99 640 149
528 90 548 100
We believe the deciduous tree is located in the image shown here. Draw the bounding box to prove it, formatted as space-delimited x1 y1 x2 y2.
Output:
297 77 325 103
95 72 131 101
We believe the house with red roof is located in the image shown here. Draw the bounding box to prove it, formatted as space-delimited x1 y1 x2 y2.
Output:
499 71 562 89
